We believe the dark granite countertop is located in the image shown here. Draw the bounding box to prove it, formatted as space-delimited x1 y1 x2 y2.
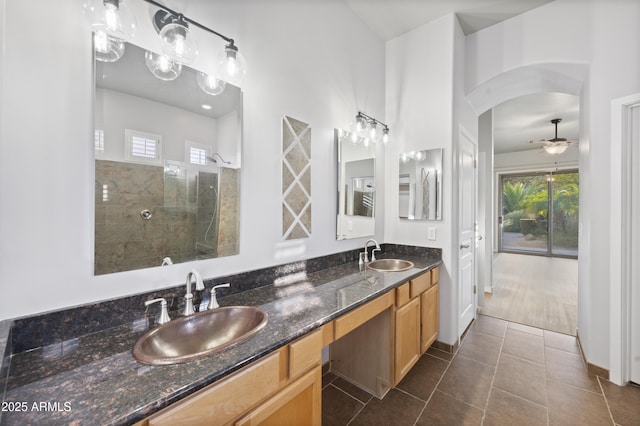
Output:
0 256 440 425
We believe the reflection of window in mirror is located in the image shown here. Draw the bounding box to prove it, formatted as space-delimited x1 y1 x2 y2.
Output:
94 129 105 158
186 140 211 166
125 129 162 164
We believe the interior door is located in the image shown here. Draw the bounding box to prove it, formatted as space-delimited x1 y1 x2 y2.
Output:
459 126 477 335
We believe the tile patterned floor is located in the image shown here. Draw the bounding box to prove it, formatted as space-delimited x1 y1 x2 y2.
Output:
322 315 640 425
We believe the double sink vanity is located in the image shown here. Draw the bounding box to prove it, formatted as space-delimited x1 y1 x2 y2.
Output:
0 245 440 425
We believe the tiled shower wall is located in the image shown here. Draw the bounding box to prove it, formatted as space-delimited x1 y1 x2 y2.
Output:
217 168 240 257
95 160 195 274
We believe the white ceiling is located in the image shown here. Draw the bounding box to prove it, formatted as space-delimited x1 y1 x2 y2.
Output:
344 0 553 39
345 0 578 155
493 93 580 154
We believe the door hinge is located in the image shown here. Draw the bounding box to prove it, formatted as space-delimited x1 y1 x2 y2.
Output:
474 285 477 295
474 159 477 169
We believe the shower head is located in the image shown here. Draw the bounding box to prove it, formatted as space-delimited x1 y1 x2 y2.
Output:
206 153 231 165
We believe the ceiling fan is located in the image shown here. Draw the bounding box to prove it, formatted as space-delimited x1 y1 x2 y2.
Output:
529 118 576 155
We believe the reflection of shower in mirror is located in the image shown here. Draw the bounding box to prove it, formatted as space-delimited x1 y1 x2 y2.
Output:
206 153 231 166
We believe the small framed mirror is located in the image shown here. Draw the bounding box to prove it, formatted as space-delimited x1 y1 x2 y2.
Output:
336 129 376 240
399 148 443 220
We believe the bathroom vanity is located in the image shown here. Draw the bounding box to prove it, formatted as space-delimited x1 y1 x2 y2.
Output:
134 267 439 425
0 248 440 425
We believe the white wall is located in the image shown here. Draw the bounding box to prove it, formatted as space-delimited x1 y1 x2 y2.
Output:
97 88 218 163
216 110 240 168
385 14 478 345
0 0 386 320
465 0 640 372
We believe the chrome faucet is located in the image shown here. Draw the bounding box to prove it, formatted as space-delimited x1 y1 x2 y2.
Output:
183 269 205 316
208 283 231 309
145 298 171 324
360 239 381 265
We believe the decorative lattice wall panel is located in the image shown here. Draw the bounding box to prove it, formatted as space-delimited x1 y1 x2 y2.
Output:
282 116 311 240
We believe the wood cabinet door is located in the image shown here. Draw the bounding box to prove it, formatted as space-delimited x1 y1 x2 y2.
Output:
421 284 439 354
394 297 421 385
235 366 321 426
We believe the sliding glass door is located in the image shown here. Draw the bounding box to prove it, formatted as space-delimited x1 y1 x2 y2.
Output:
499 170 579 257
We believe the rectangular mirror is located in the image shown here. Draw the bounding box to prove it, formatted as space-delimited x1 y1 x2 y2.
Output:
399 148 443 220
336 129 376 240
94 42 242 274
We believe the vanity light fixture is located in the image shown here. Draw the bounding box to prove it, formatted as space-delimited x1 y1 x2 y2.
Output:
84 0 247 91
353 112 390 144
145 0 247 85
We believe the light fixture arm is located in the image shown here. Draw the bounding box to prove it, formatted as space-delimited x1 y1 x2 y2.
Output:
142 0 235 45
357 111 389 131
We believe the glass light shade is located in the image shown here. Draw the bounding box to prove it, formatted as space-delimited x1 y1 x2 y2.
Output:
159 21 198 64
543 144 569 155
82 0 137 41
381 128 390 144
144 51 182 81
217 44 247 85
93 31 125 62
368 122 381 143
354 115 368 138
196 72 227 96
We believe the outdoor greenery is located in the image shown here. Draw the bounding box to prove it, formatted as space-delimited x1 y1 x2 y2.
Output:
502 173 579 249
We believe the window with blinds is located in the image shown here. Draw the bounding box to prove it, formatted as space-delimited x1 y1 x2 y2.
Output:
125 129 162 164
185 141 211 166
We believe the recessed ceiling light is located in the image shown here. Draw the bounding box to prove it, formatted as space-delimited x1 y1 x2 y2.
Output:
201 104 212 110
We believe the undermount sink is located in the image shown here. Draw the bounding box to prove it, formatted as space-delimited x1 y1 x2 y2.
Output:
366 259 414 272
132 306 268 365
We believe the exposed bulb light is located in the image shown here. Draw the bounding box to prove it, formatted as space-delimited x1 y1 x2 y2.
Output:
159 15 198 64
381 127 390 144
82 0 137 41
369 122 379 142
197 72 227 96
218 42 247 85
93 31 125 62
144 50 181 81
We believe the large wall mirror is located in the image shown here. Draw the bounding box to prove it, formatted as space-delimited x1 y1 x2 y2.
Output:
336 129 376 240
94 42 242 275
399 148 443 220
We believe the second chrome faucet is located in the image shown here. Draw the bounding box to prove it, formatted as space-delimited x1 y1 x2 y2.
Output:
183 269 205 316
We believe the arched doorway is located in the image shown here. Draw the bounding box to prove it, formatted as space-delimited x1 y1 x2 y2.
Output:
467 63 588 335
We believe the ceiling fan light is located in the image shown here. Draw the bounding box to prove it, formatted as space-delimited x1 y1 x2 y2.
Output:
543 144 568 155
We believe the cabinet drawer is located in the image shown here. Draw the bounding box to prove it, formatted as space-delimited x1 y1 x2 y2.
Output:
396 283 410 307
431 267 440 284
334 291 394 339
235 366 322 426
410 271 431 299
289 329 322 379
147 351 281 426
